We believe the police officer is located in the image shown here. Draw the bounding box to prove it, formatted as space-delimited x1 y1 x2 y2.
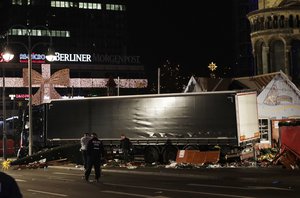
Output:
0 171 23 197
84 133 105 183
120 134 132 163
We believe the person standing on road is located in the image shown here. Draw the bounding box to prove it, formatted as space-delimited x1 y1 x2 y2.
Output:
80 132 91 170
0 171 23 198
120 134 132 163
84 133 105 183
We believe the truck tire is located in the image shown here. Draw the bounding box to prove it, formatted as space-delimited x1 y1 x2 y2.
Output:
162 146 178 164
184 145 199 150
144 146 159 164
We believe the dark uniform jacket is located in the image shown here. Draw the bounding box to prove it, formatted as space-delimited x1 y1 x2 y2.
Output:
0 172 23 198
87 137 105 160
120 137 132 151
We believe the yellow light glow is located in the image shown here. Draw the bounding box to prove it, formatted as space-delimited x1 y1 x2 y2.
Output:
208 62 217 71
2 160 11 171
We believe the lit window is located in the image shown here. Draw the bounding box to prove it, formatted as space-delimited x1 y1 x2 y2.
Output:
14 29 18 35
8 29 70 37
64 1 70 8
51 30 56 37
22 29 27 36
51 1 101 10
12 0 22 5
32 29 37 36
79 2 88 9
41 30 48 36
56 30 61 37
60 31 66 37
106 4 125 11
13 29 20 36
66 31 70 37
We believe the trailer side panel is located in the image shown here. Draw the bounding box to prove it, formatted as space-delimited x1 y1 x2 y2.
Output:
46 93 239 144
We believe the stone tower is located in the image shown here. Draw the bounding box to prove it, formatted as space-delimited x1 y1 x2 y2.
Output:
247 0 300 85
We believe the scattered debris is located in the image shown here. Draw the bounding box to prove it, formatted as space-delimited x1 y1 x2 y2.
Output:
272 123 300 169
175 150 220 165
11 158 69 170
5 139 297 170
273 149 300 170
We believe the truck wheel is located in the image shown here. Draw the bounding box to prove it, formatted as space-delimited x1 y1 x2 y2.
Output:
184 145 199 150
162 146 178 164
144 146 159 164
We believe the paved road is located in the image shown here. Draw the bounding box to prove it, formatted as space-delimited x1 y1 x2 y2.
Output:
3 165 300 198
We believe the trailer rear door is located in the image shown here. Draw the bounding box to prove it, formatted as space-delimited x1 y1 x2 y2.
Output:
236 92 260 145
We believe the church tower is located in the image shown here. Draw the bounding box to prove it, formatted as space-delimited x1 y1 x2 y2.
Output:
247 0 300 85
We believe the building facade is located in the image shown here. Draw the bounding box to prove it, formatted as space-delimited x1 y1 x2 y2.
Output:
0 0 147 116
247 0 300 85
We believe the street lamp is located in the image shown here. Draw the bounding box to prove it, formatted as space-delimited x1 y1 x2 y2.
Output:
2 60 6 160
2 25 55 156
1 46 15 160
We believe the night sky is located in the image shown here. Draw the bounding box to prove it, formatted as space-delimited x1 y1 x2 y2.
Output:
127 0 236 80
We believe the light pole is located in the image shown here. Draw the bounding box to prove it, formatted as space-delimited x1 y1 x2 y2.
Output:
2 25 55 156
158 67 160 94
2 63 6 160
1 47 14 160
